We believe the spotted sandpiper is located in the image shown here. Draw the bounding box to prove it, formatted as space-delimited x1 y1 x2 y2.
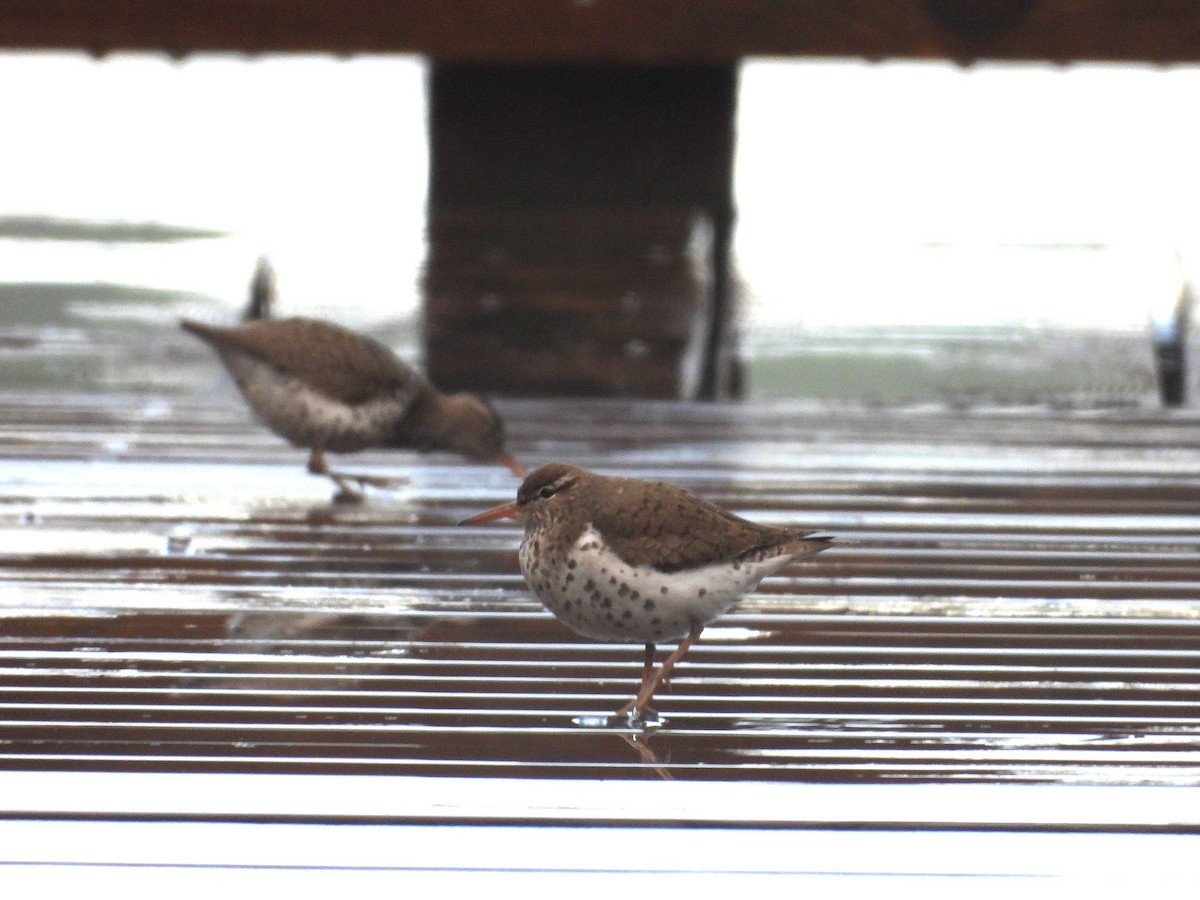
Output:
460 462 831 724
182 316 525 501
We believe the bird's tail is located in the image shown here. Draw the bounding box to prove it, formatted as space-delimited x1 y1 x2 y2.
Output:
179 318 221 345
243 255 276 322
785 533 833 561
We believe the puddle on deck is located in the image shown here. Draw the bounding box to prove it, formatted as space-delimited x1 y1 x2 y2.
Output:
1 386 1199 785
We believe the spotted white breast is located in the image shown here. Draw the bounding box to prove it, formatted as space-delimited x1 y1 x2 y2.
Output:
519 525 797 643
217 349 407 453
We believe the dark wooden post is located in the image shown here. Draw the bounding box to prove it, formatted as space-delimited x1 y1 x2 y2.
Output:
423 63 738 398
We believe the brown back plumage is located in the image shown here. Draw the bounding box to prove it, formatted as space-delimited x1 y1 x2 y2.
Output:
516 462 830 574
181 317 428 406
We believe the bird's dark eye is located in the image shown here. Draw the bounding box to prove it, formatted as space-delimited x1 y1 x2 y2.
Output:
538 485 556 499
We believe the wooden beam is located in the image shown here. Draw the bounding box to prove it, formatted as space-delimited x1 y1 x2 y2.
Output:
423 64 738 399
2 1 1200 64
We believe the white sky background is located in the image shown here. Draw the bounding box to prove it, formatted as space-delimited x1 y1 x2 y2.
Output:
734 60 1200 331
0 53 1197 329
0 52 428 323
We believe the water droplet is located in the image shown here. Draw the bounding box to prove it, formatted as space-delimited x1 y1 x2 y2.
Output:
572 709 664 731
140 399 171 420
166 524 194 555
573 714 614 729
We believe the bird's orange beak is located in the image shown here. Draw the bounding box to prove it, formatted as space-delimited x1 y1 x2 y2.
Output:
496 453 527 477
458 500 521 525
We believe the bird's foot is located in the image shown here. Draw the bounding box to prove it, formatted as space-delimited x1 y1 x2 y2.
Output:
331 485 366 505
325 471 408 504
329 470 408 491
607 703 662 731
310 451 406 500
342 472 408 490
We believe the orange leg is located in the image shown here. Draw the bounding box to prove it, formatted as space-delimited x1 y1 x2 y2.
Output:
307 448 363 503
634 642 657 706
617 623 705 720
306 447 328 475
307 448 406 502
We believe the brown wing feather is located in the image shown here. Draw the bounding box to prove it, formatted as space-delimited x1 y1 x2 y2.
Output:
183 317 427 406
590 476 822 573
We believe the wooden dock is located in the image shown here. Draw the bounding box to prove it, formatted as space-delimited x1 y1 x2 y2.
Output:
2 333 1199 883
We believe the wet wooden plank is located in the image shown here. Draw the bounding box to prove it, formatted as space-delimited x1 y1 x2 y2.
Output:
4 772 1200 830
2 386 1199 791
1 775 1198 888
2 1 1200 63
5 817 1199 887
2 387 1200 888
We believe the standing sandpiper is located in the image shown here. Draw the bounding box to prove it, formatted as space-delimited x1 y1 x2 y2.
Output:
182 316 525 501
460 462 831 724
